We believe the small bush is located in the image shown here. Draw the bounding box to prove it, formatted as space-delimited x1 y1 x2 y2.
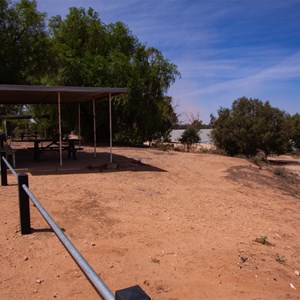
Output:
272 167 299 184
274 253 286 264
273 167 286 176
173 145 185 152
250 150 269 169
254 236 274 246
209 147 227 156
180 126 200 152
152 141 174 151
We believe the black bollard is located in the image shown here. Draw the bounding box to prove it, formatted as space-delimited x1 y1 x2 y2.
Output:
18 174 31 234
0 132 5 149
1 152 8 186
115 285 151 300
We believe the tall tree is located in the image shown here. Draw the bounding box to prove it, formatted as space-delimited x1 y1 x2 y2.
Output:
0 0 50 84
43 7 180 143
1 3 179 143
121 46 180 143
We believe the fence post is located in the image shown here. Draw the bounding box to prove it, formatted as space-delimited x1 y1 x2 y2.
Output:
18 173 31 234
115 285 151 300
1 152 8 186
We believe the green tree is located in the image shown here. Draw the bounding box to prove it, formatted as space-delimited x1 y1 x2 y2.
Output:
120 46 179 143
1 3 179 143
28 104 59 138
211 97 290 156
180 117 202 152
44 7 179 143
0 0 50 84
47 7 113 86
289 113 300 150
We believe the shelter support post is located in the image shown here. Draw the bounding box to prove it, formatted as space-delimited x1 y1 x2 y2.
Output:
93 99 96 157
58 92 62 166
109 93 113 163
78 103 81 147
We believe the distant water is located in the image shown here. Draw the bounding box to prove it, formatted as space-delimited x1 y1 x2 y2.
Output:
170 129 213 144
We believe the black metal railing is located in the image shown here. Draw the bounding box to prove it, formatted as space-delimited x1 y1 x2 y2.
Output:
0 152 150 300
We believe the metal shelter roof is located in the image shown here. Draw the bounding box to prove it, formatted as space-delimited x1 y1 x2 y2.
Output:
0 84 127 104
0 84 127 165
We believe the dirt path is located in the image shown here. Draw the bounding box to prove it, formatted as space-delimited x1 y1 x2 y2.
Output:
0 147 299 299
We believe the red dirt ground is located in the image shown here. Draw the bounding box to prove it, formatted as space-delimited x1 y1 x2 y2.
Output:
0 146 300 299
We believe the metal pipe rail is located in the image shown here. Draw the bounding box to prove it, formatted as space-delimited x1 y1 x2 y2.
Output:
1 154 151 300
2 156 18 178
22 184 114 300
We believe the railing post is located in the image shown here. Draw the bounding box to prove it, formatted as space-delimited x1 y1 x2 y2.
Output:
18 173 31 234
1 152 8 186
115 285 151 300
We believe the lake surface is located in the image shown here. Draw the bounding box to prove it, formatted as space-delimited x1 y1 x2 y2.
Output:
170 129 213 144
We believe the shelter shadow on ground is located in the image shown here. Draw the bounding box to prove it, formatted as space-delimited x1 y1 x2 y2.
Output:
12 148 167 176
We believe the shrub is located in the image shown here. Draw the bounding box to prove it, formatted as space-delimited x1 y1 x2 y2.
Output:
152 140 174 151
250 150 269 168
274 253 286 264
289 113 300 150
179 119 201 152
254 236 274 246
272 167 299 184
211 97 291 156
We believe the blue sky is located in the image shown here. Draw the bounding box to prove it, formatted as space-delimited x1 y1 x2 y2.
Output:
36 0 300 123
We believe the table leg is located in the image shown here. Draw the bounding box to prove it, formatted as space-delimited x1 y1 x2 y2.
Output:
68 140 76 160
34 141 40 160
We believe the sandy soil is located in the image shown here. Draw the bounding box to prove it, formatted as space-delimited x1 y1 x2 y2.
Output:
0 146 300 299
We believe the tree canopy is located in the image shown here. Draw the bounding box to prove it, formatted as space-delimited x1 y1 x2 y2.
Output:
0 1 180 143
210 97 293 156
289 113 300 150
0 0 50 84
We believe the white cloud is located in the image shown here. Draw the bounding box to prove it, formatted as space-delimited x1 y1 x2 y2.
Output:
36 0 300 121
169 50 300 122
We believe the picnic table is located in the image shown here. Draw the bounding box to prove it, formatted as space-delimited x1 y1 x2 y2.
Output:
13 138 83 160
